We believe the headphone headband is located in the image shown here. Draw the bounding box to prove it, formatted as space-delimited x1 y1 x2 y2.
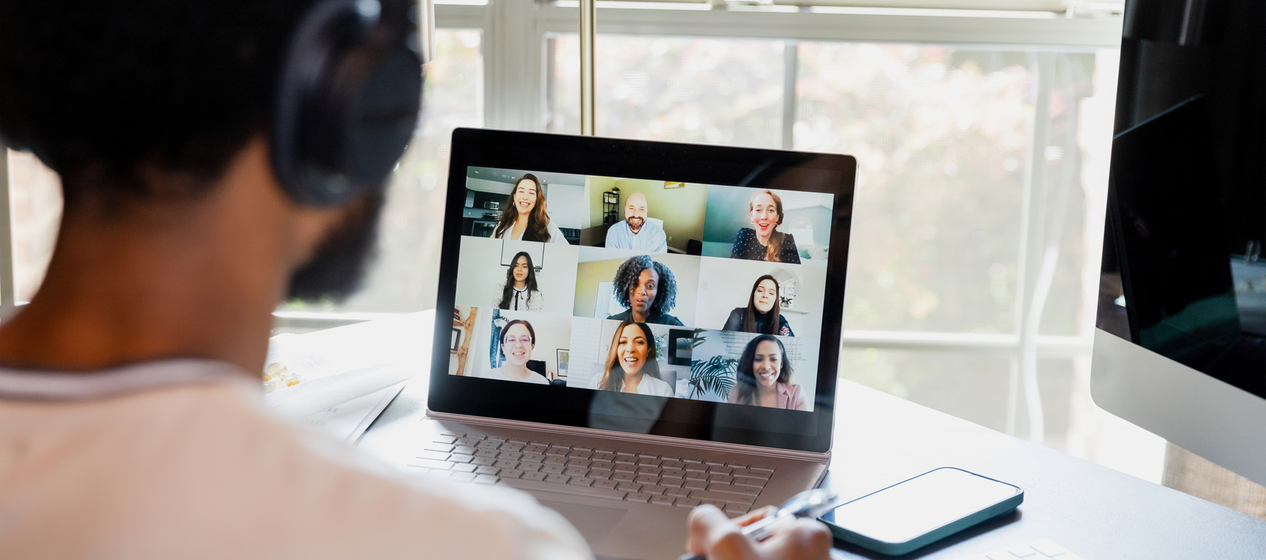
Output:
271 0 423 206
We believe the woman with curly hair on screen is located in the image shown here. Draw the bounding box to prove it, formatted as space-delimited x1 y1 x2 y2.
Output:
589 321 673 396
605 255 683 326
491 173 570 244
727 335 809 410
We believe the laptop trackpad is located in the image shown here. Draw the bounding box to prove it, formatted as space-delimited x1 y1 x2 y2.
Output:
539 501 627 545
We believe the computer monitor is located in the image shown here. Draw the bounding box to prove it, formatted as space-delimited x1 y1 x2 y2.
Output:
1092 0 1266 486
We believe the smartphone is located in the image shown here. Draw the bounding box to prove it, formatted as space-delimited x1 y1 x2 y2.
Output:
818 467 1023 556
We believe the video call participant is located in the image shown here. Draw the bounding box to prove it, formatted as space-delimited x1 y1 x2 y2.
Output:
728 335 810 411
491 173 570 244
604 192 666 253
590 322 673 396
731 190 801 264
495 251 543 311
606 255 684 326
482 320 550 384
0 1 829 558
722 275 795 337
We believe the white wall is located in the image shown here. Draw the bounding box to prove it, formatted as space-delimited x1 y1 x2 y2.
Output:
547 183 585 229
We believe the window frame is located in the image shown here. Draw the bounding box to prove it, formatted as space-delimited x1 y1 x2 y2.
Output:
1 0 1118 439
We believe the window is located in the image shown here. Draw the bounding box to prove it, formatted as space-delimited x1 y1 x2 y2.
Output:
0 1 1164 482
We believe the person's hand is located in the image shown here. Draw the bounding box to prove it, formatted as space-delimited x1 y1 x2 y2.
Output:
685 504 833 560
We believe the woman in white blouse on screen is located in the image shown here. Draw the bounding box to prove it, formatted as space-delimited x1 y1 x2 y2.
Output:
494 251 544 311
589 322 673 396
491 173 570 244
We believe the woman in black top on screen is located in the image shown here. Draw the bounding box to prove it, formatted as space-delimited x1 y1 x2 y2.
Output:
722 274 794 336
605 255 684 326
730 189 800 264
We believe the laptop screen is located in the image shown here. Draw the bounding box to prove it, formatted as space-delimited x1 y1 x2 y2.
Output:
430 129 855 453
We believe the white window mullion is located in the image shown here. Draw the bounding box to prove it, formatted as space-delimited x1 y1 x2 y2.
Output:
782 40 798 150
0 148 16 319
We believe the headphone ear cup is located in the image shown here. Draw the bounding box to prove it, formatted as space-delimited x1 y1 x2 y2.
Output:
345 49 422 188
271 0 422 207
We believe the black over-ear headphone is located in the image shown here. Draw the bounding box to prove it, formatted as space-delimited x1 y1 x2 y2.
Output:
271 0 423 206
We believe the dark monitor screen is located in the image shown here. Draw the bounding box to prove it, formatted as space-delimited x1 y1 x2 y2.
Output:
1099 0 1266 400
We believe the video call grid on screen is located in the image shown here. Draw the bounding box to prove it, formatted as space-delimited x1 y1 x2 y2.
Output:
451 166 834 413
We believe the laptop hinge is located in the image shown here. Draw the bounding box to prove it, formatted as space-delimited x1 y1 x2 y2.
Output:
425 409 831 463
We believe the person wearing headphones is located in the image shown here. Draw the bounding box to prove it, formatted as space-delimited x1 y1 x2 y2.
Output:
0 1 831 559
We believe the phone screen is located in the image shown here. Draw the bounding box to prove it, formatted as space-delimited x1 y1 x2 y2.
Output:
827 468 1020 544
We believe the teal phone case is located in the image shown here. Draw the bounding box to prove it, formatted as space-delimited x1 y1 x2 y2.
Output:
818 467 1023 556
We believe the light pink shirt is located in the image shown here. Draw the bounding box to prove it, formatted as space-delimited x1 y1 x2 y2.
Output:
0 360 591 560
727 382 810 411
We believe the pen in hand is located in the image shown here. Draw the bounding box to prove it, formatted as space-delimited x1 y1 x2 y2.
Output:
678 488 841 560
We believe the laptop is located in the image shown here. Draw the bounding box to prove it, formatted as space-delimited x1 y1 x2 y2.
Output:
416 128 856 559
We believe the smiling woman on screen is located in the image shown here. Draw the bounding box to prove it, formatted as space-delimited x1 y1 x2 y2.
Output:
722 274 794 336
491 173 570 244
728 335 808 410
730 190 800 263
483 320 550 384
590 322 673 396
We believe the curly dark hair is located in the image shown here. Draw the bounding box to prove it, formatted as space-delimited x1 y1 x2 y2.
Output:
0 0 317 208
612 255 677 315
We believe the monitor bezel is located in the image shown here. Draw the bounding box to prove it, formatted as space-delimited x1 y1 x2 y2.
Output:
428 128 856 454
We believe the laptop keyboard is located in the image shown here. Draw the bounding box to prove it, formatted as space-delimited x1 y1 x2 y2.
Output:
406 431 775 515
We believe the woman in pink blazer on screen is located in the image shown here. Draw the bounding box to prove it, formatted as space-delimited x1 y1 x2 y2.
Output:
727 334 809 411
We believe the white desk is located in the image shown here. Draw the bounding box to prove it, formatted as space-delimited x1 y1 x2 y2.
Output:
284 311 1266 559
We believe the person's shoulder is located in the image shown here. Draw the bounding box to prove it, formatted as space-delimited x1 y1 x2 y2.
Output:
736 227 755 239
605 221 628 244
780 382 809 410
529 373 551 384
644 374 673 396
548 221 570 244
657 313 684 326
